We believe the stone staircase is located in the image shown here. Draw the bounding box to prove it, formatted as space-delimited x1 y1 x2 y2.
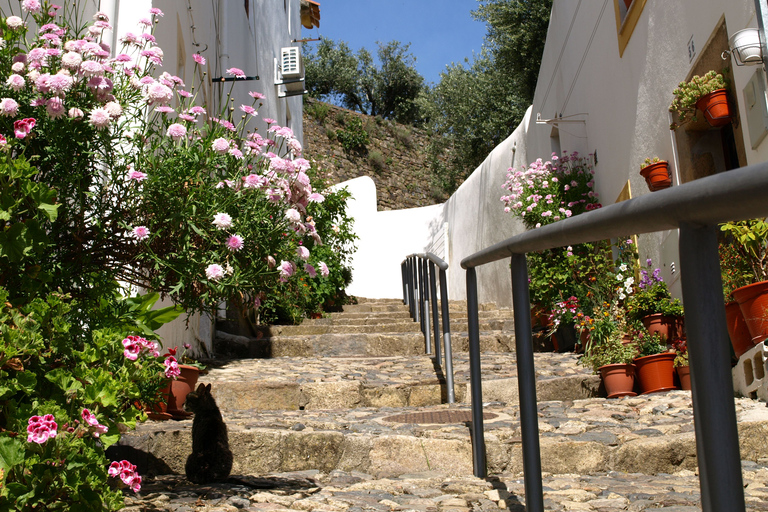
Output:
115 297 768 500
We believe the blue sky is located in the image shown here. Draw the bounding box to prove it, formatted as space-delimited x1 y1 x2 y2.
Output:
301 0 488 85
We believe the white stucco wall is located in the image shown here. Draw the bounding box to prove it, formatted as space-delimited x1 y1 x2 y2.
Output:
342 0 768 308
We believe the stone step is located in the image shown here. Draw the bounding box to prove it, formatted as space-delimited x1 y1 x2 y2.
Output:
249 319 512 337
215 330 522 358
200 353 599 414
114 391 768 480
311 309 512 325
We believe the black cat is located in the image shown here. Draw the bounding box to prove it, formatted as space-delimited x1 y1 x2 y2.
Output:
183 383 233 483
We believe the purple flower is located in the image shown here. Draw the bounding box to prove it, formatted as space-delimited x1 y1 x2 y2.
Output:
297 246 310 260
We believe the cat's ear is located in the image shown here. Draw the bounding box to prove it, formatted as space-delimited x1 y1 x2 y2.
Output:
205 383 212 393
196 383 206 393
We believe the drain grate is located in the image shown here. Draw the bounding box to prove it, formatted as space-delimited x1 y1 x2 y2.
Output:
382 410 498 424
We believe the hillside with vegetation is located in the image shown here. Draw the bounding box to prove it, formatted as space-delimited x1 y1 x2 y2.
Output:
303 99 449 211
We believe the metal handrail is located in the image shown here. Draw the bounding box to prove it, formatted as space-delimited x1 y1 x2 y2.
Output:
459 160 768 512
402 252 455 403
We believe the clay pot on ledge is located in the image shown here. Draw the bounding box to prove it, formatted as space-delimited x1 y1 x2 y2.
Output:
641 313 684 342
640 161 672 192
633 352 677 394
599 363 637 398
695 89 732 127
676 365 691 391
725 300 755 358
165 364 200 420
731 281 768 346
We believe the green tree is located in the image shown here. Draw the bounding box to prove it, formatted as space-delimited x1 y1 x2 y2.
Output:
418 51 528 193
304 38 426 124
419 0 552 193
472 0 553 103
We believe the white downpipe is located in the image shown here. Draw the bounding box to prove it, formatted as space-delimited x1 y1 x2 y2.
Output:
98 0 118 57
217 0 230 115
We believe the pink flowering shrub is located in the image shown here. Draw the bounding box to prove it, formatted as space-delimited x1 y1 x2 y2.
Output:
500 151 600 230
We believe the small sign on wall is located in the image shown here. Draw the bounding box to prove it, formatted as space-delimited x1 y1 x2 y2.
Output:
688 35 696 63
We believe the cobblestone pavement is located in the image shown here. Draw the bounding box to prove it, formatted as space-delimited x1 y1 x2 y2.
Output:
202 352 585 388
124 463 768 512
122 352 768 510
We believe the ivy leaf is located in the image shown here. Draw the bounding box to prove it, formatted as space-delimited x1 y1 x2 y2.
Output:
37 202 59 222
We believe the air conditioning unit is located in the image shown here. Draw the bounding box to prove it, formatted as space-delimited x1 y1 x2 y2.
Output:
280 47 303 78
275 47 306 97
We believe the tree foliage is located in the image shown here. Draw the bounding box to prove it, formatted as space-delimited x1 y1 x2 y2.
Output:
420 0 552 193
304 38 425 124
472 0 553 104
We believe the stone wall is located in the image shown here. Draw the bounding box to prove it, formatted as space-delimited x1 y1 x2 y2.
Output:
302 99 448 211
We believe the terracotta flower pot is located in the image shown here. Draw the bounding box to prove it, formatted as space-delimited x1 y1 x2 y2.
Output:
166 364 200 419
641 313 684 342
633 352 677 394
599 363 637 398
639 161 672 191
732 281 768 345
676 365 691 391
725 300 755 358
695 89 731 127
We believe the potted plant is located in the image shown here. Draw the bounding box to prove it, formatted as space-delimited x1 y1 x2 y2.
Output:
669 70 731 128
672 338 691 391
639 157 672 191
721 219 768 347
633 330 677 394
158 344 206 420
625 259 685 342
720 235 756 357
581 318 638 398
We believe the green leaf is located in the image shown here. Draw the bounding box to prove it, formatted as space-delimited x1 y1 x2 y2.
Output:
139 304 184 330
45 368 82 395
37 202 59 222
0 223 27 262
0 436 25 470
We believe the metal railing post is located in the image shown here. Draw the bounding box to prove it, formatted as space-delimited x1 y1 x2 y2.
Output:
429 261 441 363
510 253 544 512
401 262 408 306
466 267 486 477
407 257 415 319
679 223 746 512
423 259 433 355
439 266 455 403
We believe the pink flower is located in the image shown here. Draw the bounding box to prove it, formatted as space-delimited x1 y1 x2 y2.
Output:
263 117 276 125
149 7 164 16
22 0 41 13
304 263 317 278
284 208 301 223
240 105 256 115
163 356 180 379
308 193 325 203
46 97 65 119
188 105 206 116
226 234 244 251
0 135 6 147
166 123 187 141
79 60 104 76
227 67 245 78
88 107 111 129
146 82 173 105
132 226 150 241
27 414 57 444
6 74 25 91
318 262 330 277
205 263 225 281
108 460 141 492
0 98 19 117
297 246 310 260
212 212 232 229
128 169 147 182
81 409 108 438
211 137 229 154
14 118 36 139
154 106 174 114
249 91 265 100
193 53 206 65
6 16 23 29
279 260 295 281
68 107 84 119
